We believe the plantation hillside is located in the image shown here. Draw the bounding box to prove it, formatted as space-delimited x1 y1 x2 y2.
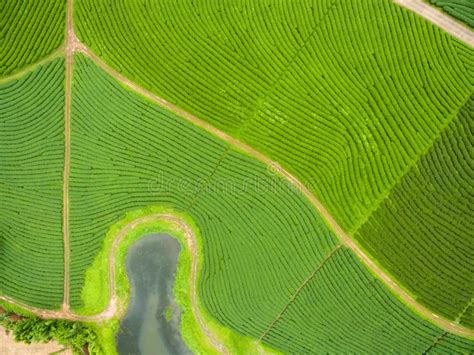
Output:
74 0 473 230
68 54 473 353
0 0 65 76
355 96 474 324
0 0 473 353
74 0 474 324
0 58 65 308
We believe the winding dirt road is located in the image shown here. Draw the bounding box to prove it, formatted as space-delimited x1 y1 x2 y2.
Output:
394 0 474 48
1 0 473 349
74 45 474 339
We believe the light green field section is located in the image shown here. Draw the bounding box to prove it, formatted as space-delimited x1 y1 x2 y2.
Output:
68 55 474 352
0 0 65 76
74 0 473 232
0 59 65 309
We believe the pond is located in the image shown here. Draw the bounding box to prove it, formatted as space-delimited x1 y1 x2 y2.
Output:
116 234 191 355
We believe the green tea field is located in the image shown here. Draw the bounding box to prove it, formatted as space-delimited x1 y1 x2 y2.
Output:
1 0 473 353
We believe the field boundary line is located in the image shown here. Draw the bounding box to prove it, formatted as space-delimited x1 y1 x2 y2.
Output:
457 297 474 323
74 44 474 338
422 331 448 354
0 47 64 84
61 0 75 313
394 0 474 47
186 147 231 211
259 245 343 341
351 93 472 234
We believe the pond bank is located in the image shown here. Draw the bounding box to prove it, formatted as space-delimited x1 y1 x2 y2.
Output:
116 234 191 355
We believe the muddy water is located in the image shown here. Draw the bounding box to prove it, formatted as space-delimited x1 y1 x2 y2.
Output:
116 234 191 355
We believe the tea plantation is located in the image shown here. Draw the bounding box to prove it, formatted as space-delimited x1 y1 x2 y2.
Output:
73 0 474 327
0 59 65 308
1 0 473 353
68 54 473 352
355 96 474 323
74 0 473 232
1 0 65 76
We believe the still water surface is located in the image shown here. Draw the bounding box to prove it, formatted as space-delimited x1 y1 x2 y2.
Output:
116 234 191 355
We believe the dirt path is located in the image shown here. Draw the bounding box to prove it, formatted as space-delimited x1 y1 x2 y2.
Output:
61 0 74 313
394 0 474 47
0 48 64 84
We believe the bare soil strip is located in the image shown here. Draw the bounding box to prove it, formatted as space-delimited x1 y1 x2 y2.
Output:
395 0 474 47
0 327 72 355
61 0 75 313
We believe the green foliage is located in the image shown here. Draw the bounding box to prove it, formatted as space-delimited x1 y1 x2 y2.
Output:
73 0 474 329
0 1 472 353
0 300 36 318
74 0 473 233
77 207 276 354
0 0 65 76
460 302 474 329
355 97 474 321
69 52 337 339
429 0 474 27
1 316 101 354
68 55 474 352
0 58 65 309
262 248 474 353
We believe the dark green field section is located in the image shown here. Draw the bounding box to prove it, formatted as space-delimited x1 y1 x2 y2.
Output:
355 96 474 322
0 0 65 76
69 55 474 352
74 0 473 233
429 0 474 27
0 59 64 309
262 248 474 353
